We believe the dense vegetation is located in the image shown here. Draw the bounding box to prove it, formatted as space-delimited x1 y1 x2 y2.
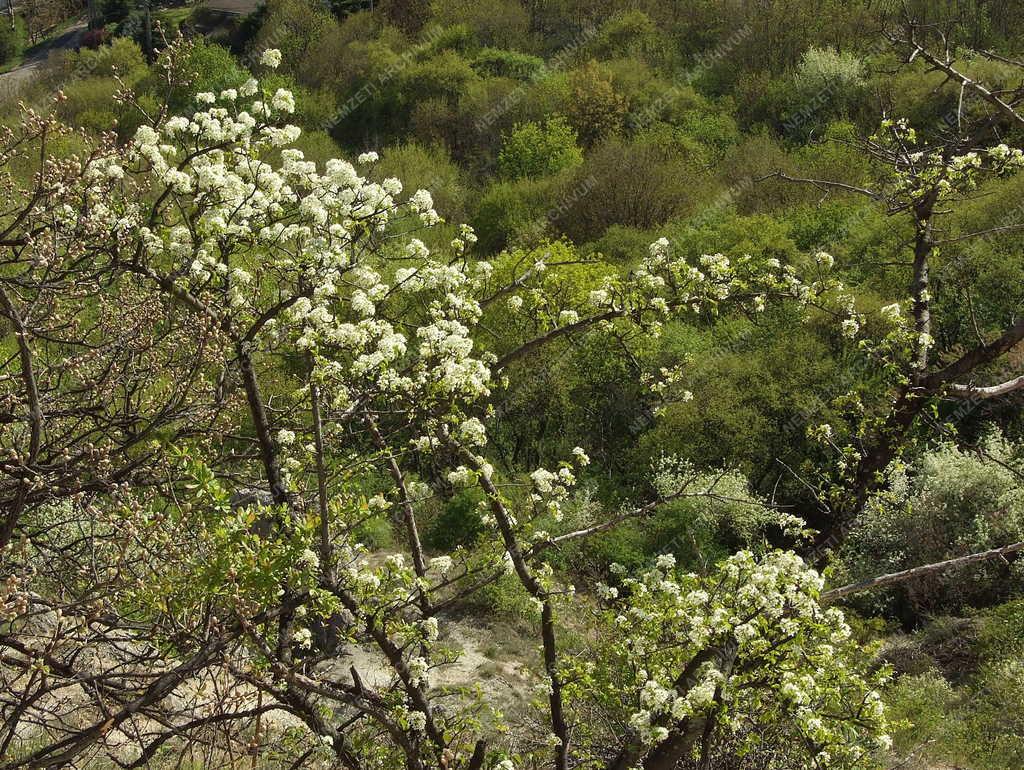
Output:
2 1 1024 768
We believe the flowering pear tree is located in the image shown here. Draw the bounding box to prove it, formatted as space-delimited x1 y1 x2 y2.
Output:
1 43 890 770
766 25 1024 552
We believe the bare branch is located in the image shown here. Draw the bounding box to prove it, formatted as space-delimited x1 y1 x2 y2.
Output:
822 541 1024 602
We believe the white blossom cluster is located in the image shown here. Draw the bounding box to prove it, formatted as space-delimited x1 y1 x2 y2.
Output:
575 550 890 766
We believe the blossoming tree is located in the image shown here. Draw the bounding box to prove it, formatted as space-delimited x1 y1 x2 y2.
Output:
766 18 1024 555
0 43 894 770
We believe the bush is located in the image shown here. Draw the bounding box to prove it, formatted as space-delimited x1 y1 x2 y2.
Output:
427 0 530 50
793 46 865 101
424 489 485 551
81 27 111 50
558 136 703 243
884 604 1024 770
586 10 673 69
373 141 468 223
352 515 394 551
66 36 147 80
158 41 249 114
497 117 582 180
586 224 654 262
471 175 566 252
250 0 336 74
783 46 867 137
400 50 478 105
419 23 477 56
471 47 545 81
565 60 628 147
835 432 1024 618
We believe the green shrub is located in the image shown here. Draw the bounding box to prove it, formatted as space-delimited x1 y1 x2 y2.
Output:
835 432 1024 618
373 141 468 223
471 47 545 81
419 23 477 56
58 77 127 133
427 0 530 50
424 489 485 551
558 136 703 243
585 224 654 262
142 41 248 115
470 571 536 622
565 60 628 147
352 515 395 551
793 46 865 102
586 10 667 64
783 46 868 137
65 36 148 80
251 0 335 73
497 117 582 180
884 608 1024 770
471 175 561 253
582 467 782 574
400 50 478 104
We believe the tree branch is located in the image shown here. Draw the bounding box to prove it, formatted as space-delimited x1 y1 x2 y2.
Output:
822 541 1024 602
946 374 1024 399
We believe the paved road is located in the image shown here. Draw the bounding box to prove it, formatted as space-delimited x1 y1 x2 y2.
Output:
0 18 87 88
202 0 262 14
0 0 262 90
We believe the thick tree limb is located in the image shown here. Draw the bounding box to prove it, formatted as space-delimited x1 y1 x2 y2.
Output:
922 316 1024 391
822 541 1024 602
946 374 1024 399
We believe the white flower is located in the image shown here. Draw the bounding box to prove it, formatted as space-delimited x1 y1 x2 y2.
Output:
530 468 557 493
408 656 429 686
649 236 670 257
407 710 427 732
447 466 473 485
880 302 902 322
572 446 590 466
296 548 319 570
271 88 295 114
276 429 296 446
458 417 487 447
260 49 282 69
420 616 440 641
357 151 379 163
239 77 259 97
597 583 618 600
133 125 160 148
430 556 454 575
409 189 434 212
